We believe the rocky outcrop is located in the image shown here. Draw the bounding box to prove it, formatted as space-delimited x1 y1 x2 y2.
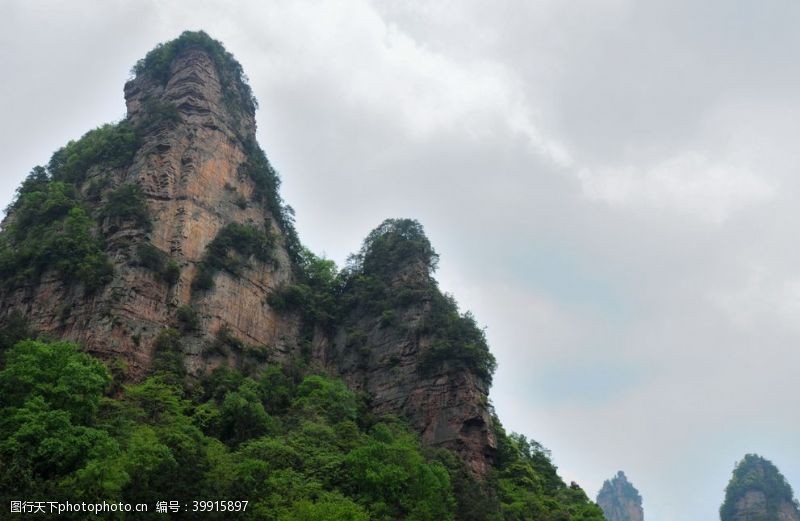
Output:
721 454 800 521
0 34 300 378
597 471 644 521
0 32 496 477
319 249 495 476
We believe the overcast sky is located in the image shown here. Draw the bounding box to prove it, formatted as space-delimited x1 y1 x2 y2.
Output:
3 1 799 518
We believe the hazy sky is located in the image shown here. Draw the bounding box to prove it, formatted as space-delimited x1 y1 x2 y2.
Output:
2 1 799 518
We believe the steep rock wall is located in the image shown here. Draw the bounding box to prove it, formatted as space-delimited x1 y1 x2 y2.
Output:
597 471 644 521
0 43 300 378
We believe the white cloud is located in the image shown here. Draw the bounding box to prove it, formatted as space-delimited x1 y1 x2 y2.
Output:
578 152 775 223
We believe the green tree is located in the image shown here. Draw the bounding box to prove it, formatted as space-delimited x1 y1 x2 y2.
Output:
721 454 800 521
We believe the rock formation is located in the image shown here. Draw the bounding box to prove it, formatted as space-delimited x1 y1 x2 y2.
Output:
0 33 300 379
597 471 644 521
0 31 496 476
721 454 800 521
318 219 496 475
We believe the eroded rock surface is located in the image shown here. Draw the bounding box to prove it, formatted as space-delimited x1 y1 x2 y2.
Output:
1 40 299 378
597 471 644 521
320 256 495 476
721 454 800 521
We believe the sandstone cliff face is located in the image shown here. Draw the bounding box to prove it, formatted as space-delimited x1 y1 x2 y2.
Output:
597 471 644 521
730 490 800 521
0 33 496 477
0 40 300 378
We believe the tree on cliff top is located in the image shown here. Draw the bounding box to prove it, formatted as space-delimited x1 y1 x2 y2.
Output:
720 454 800 521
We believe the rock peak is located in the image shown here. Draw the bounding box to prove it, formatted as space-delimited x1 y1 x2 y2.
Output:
597 471 644 521
721 454 800 521
124 31 257 141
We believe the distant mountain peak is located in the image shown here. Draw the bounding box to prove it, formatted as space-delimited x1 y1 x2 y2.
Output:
721 454 800 521
597 470 644 521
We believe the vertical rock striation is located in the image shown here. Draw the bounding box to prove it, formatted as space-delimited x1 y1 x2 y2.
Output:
597 471 644 521
0 33 300 378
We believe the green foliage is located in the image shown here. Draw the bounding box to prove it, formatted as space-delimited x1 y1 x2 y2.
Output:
343 423 455 520
418 297 497 384
0 179 112 291
0 119 148 294
217 380 276 446
136 243 165 272
721 454 800 521
269 249 339 346
291 375 359 425
163 260 181 285
135 243 180 285
48 121 139 185
176 305 199 332
150 328 186 386
490 418 606 521
0 311 37 352
278 495 369 521
192 222 275 291
136 99 182 131
239 139 302 265
348 218 439 278
0 339 599 520
131 30 257 118
0 340 110 422
99 183 151 231
335 219 496 384
432 448 502 521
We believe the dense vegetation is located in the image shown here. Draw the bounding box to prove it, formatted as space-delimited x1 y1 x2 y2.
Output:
239 139 302 266
0 177 112 291
0 117 150 293
0 333 602 520
0 339 453 520
268 219 496 382
192 223 275 291
720 454 800 521
490 423 605 520
135 244 181 285
100 184 152 232
47 122 139 186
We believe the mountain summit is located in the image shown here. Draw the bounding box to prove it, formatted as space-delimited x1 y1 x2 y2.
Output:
721 454 800 521
597 471 644 521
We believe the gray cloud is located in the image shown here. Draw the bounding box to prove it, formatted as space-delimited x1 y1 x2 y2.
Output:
2 2 799 519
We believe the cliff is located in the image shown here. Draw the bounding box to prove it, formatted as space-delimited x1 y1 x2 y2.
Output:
721 454 800 521
0 31 496 478
0 33 301 381
597 471 644 521
317 219 496 475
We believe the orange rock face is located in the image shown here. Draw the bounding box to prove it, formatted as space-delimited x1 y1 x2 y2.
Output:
1 45 300 377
